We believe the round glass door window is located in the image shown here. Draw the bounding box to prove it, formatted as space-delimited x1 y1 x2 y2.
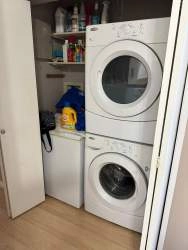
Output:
99 163 136 200
102 56 148 104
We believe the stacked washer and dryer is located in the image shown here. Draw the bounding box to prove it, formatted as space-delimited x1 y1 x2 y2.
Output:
84 18 170 232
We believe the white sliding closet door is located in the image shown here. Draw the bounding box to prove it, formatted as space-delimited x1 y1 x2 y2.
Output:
140 0 188 248
0 0 45 218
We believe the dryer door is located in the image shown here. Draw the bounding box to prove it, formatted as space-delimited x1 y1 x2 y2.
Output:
89 153 147 213
90 40 162 117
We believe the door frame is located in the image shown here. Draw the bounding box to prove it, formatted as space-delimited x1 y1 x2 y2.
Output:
140 0 187 248
157 58 188 250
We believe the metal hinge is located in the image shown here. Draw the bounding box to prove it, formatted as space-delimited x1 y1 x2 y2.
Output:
156 157 160 169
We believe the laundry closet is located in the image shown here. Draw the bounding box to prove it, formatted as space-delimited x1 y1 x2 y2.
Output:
0 0 173 246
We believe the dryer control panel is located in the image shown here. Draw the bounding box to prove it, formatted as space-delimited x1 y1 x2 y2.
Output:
86 18 170 47
117 22 144 39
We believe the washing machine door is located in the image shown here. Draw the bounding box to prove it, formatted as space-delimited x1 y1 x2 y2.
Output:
90 40 162 117
89 153 147 212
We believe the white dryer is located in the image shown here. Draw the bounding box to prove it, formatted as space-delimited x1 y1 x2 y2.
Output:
84 133 153 232
86 18 170 145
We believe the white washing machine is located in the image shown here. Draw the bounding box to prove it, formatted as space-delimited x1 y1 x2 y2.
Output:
86 18 170 145
84 133 153 232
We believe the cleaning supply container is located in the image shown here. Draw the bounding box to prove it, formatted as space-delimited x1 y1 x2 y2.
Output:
101 1 110 24
42 128 85 208
63 40 68 62
72 4 79 32
61 102 77 130
55 7 66 33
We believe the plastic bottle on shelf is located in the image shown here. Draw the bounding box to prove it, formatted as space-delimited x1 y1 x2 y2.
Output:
66 12 72 32
52 40 63 61
67 43 74 62
101 1 110 24
92 1 100 25
55 7 66 33
72 5 79 32
75 44 80 63
79 1 86 31
73 43 76 62
78 40 84 63
63 40 68 62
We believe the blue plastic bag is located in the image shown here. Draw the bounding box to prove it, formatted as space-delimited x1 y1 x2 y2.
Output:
56 87 85 131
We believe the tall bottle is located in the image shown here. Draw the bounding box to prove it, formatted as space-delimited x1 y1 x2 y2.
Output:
92 1 100 25
63 40 68 62
66 12 72 32
55 7 66 33
75 44 81 63
68 43 74 62
72 4 79 32
78 40 85 63
101 1 110 24
79 1 86 31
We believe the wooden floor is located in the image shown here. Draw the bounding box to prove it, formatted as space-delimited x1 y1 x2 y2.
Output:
0 189 141 250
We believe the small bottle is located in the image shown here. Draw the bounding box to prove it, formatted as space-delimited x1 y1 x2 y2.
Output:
68 43 74 62
92 1 100 25
71 43 75 62
72 5 79 32
101 1 110 24
75 45 80 63
79 1 86 31
78 40 84 63
52 40 63 60
63 40 68 62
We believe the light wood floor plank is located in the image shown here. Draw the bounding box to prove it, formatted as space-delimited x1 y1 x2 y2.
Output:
0 191 141 250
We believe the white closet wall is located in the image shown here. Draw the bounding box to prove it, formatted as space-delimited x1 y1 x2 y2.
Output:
109 0 172 22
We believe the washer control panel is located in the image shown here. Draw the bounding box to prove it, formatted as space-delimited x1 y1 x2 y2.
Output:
86 134 152 177
104 138 135 156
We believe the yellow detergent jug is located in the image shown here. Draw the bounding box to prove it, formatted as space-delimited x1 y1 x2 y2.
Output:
61 102 77 130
